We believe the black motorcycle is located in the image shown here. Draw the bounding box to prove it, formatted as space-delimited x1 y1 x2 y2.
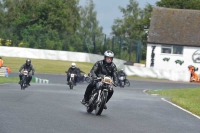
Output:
85 73 92 83
68 73 76 89
83 76 117 115
20 70 29 90
119 76 126 88
118 76 130 88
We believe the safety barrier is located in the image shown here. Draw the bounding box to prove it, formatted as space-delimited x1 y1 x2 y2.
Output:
0 46 126 69
124 65 190 82
0 67 6 77
32 76 49 84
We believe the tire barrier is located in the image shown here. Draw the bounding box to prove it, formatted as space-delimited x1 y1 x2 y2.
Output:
32 76 49 84
0 67 6 77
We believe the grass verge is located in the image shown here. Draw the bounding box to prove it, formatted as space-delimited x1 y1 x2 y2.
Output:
148 88 200 116
2 56 94 74
2 56 162 81
0 77 19 84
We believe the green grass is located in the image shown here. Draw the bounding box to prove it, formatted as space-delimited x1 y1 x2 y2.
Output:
3 56 148 76
2 56 94 74
0 77 19 84
148 88 200 116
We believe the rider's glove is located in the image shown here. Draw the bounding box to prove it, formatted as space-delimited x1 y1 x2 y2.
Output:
98 74 104 78
114 81 118 86
92 75 97 79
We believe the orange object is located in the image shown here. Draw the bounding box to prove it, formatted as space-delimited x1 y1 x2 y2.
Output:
6 67 11 73
0 59 3 68
188 65 199 82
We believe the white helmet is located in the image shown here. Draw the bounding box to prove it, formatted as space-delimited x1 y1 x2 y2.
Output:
71 62 76 68
104 50 114 58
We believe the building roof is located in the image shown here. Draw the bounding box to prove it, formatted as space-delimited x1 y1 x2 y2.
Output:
148 7 200 46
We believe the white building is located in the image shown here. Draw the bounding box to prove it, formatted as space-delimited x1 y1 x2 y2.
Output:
146 7 200 72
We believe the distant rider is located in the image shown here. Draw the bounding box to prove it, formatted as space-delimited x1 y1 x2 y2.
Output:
19 59 35 86
67 62 79 85
118 69 127 83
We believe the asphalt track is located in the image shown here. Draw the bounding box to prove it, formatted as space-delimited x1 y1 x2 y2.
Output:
0 73 200 133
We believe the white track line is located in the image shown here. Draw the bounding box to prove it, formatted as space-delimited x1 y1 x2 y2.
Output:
143 89 149 95
161 98 200 120
143 89 158 96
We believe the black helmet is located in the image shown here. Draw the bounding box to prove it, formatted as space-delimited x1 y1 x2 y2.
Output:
26 59 31 65
104 50 114 61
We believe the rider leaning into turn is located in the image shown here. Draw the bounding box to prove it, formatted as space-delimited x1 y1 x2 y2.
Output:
67 62 79 85
81 50 118 109
19 59 35 86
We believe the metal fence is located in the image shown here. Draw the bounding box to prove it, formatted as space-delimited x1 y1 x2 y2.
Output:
0 28 142 63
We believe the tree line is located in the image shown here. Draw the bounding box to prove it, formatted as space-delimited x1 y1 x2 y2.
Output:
0 0 200 61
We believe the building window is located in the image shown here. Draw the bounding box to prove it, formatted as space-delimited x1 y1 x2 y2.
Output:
173 45 183 54
161 45 172 54
161 45 183 54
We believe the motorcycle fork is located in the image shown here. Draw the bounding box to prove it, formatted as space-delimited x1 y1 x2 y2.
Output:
103 89 108 101
97 90 101 103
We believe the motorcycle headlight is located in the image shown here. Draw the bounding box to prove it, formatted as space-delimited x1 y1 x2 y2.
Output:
103 77 112 83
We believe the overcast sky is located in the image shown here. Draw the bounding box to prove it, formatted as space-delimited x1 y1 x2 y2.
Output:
79 0 158 35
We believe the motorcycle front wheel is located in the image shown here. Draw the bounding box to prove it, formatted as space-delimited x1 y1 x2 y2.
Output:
125 79 130 87
95 92 107 115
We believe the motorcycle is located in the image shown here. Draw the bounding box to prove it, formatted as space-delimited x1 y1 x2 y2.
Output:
118 76 130 88
20 70 29 90
69 73 76 89
125 79 130 87
83 76 117 115
85 73 92 83
119 76 125 88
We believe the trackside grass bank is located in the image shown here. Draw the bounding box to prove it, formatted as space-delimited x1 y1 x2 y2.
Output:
0 77 19 84
3 57 157 79
1 56 172 82
0 76 35 84
148 88 200 117
2 57 94 74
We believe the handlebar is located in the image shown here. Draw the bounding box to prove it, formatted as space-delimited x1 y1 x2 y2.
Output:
94 77 118 87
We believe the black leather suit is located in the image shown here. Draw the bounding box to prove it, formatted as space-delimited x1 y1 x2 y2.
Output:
19 63 35 84
67 67 79 83
84 60 118 102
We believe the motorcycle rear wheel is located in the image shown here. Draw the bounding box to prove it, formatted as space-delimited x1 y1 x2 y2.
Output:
85 77 91 83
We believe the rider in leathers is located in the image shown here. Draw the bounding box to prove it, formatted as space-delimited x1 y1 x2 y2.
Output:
118 69 127 84
67 62 79 85
81 50 118 109
19 59 35 86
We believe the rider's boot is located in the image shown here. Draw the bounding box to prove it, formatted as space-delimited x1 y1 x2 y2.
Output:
104 104 107 109
80 98 88 105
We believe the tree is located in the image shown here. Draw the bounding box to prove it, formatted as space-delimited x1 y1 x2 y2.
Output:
0 0 81 50
139 4 153 60
156 0 200 10
112 0 142 39
111 0 152 61
79 0 103 53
